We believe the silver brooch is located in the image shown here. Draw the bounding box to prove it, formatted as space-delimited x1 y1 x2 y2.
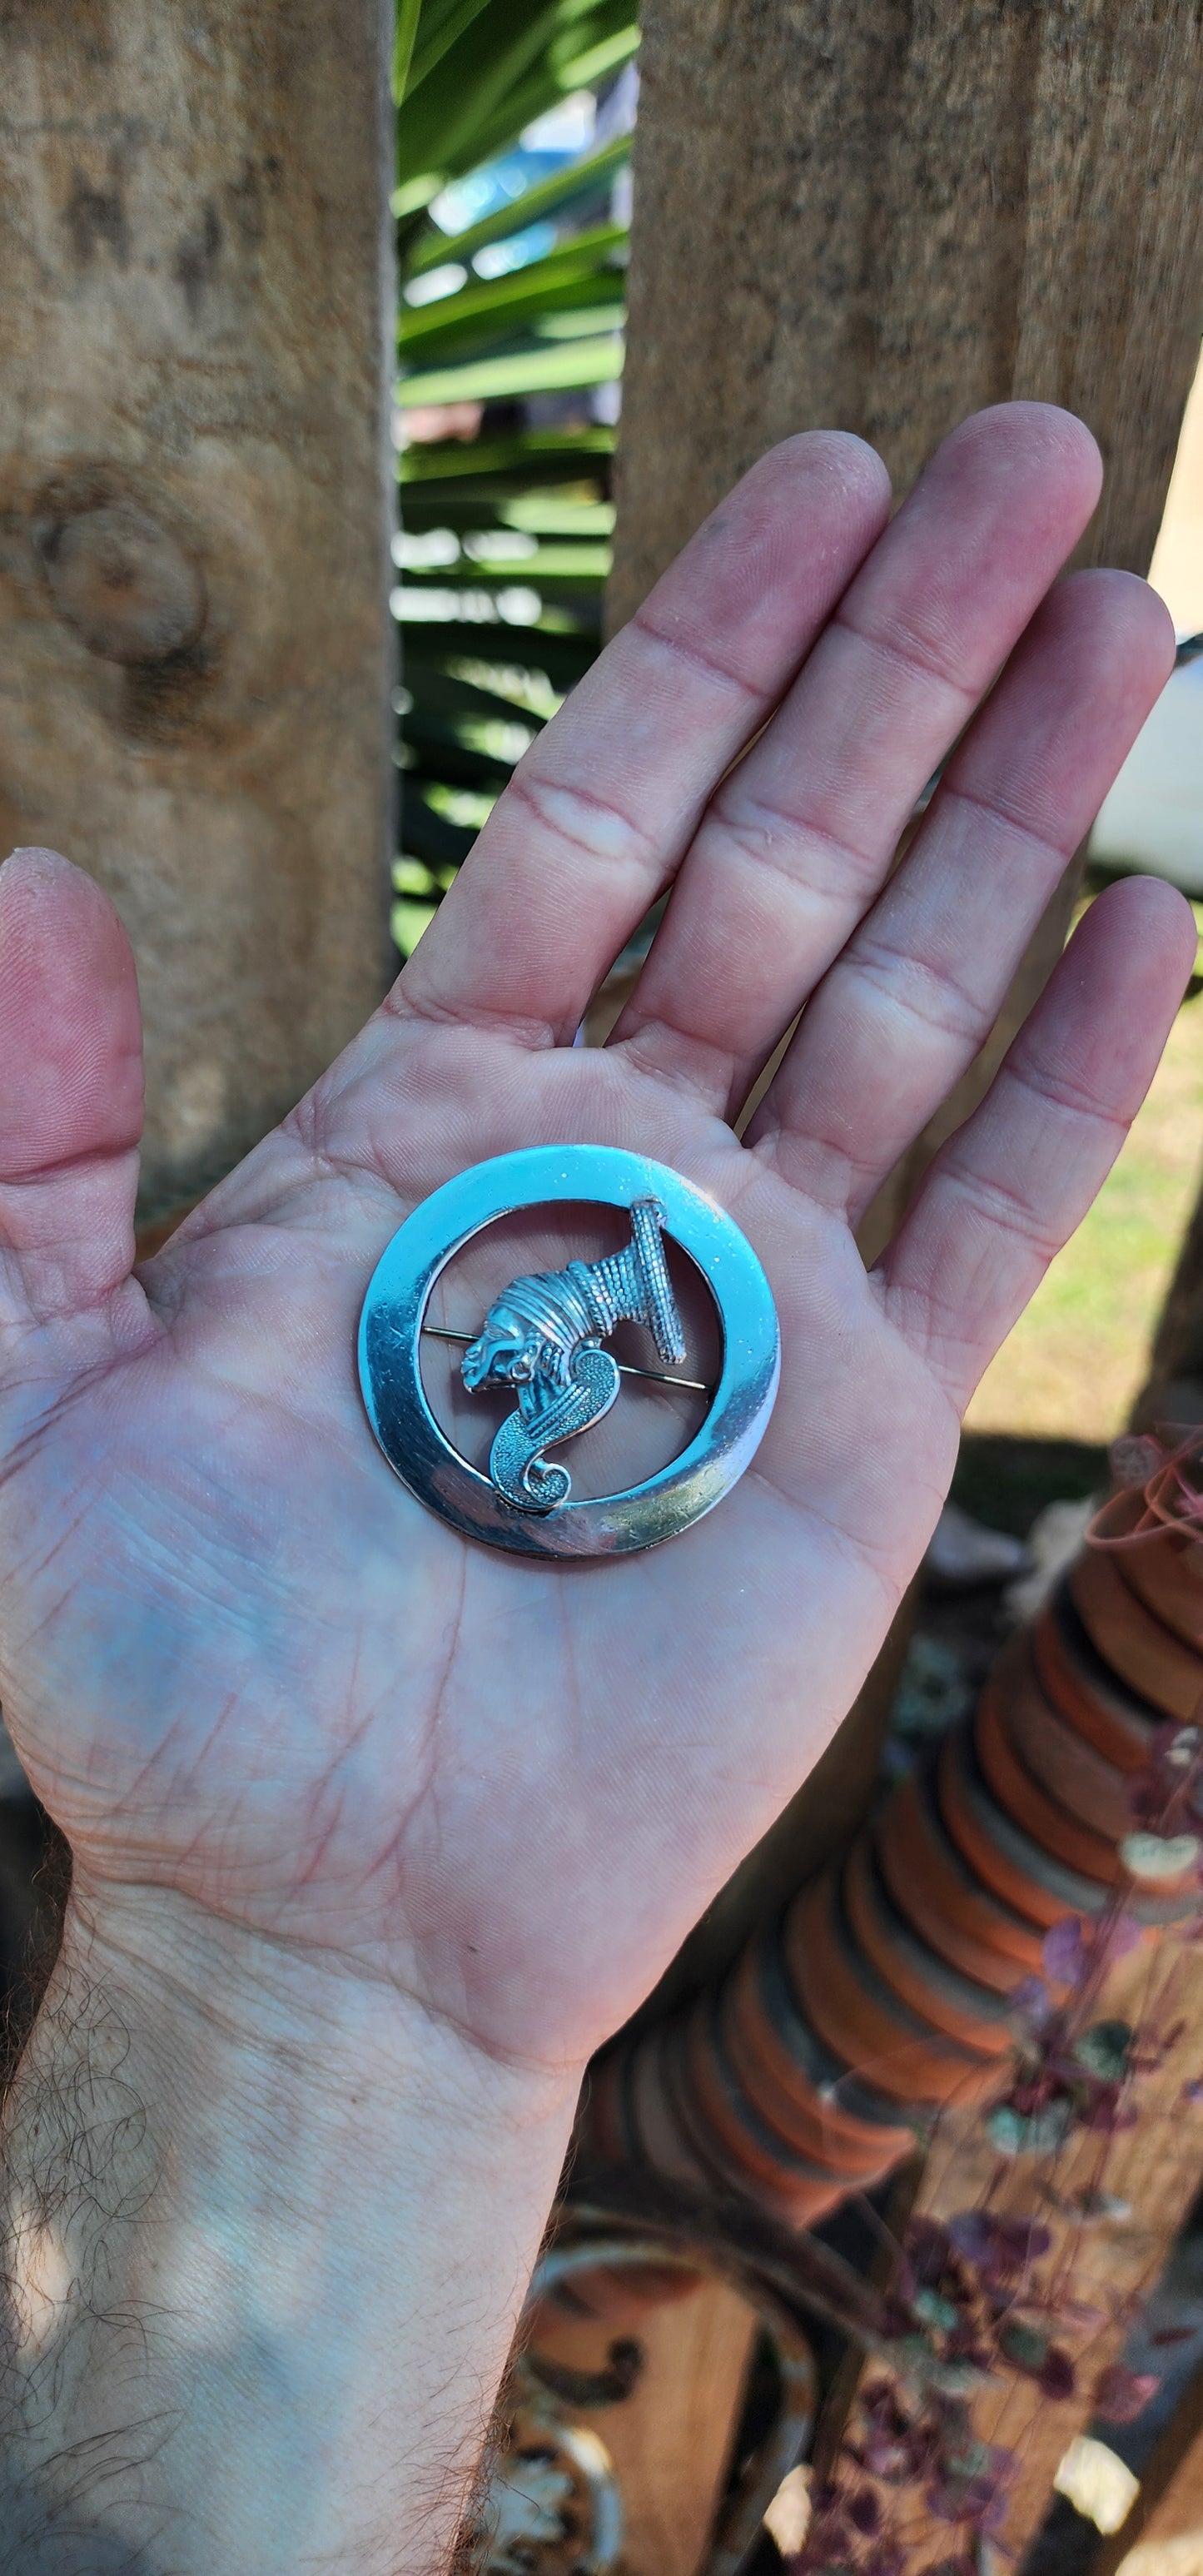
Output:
358 1146 779 1559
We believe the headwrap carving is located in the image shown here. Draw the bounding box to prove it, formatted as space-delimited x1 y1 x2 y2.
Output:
462 1198 687 1513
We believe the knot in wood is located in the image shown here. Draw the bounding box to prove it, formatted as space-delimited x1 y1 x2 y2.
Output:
36 500 206 664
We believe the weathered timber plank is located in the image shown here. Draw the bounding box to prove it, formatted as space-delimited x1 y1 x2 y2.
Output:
534 2277 758 2576
908 1931 1203 2566
611 0 1203 629
0 2 395 1213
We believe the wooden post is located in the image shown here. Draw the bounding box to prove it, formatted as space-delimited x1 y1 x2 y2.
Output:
905 1939 1203 2569
533 2280 759 2576
0 1 396 1217
612 0 1203 627
1134 1181 1203 1430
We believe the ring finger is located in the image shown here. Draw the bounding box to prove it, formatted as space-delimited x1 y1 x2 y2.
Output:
744 565 1176 1220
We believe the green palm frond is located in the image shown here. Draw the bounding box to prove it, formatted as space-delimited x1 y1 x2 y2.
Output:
397 336 622 410
396 0 633 191
391 0 636 958
403 131 630 267
400 226 625 361
393 0 425 104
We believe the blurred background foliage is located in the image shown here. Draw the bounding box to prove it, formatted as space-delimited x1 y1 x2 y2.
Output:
391 0 638 956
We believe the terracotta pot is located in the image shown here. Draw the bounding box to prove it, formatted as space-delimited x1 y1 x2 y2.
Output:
873 1762 1046 1991
1031 1583 1161 1772
1070 1545 1203 1722
973 1688 1122 1884
1107 1514 1203 1653
739 1929 922 2148
1096 1479 1203 1562
784 1869 1002 2107
572 1488 1203 2254
723 1937 916 2174
624 2027 716 2195
937 1723 1109 1928
988 1642 1133 1842
841 1837 1016 2056
668 2012 845 2226
685 1996 858 2206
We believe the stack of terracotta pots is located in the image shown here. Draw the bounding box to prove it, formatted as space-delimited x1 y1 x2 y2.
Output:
584 1468 1203 2227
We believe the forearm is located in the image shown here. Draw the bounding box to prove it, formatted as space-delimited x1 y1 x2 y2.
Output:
0 1882 580 2575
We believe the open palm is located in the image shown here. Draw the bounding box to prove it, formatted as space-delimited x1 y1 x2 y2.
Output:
0 406 1191 2078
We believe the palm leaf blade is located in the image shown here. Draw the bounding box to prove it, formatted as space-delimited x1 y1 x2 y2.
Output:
397 336 621 406
405 132 629 274
393 0 634 953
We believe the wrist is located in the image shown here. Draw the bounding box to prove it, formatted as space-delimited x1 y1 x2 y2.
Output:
2 1877 583 2575
64 1868 585 2123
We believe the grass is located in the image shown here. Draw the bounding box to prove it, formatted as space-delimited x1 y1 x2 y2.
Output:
965 992 1203 1443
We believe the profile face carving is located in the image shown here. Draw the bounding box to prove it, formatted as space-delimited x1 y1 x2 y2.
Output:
461 1199 686 1514
461 1301 544 1390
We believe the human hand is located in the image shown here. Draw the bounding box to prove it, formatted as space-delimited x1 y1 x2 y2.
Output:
0 403 1191 2085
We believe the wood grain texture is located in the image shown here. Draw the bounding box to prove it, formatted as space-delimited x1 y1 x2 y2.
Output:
611 0 1203 630
907 1930 1203 2565
0 1 395 1213
533 2277 758 2576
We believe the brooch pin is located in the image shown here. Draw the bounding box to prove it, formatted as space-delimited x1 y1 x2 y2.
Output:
358 1145 779 1559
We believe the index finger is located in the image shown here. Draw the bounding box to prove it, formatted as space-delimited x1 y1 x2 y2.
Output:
399 433 891 1046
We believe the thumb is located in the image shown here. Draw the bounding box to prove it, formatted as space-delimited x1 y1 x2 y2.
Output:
0 847 143 1322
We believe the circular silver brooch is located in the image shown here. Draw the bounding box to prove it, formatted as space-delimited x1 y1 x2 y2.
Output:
358 1145 779 1559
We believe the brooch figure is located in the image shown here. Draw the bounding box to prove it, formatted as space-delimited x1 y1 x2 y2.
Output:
461 1197 687 1514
